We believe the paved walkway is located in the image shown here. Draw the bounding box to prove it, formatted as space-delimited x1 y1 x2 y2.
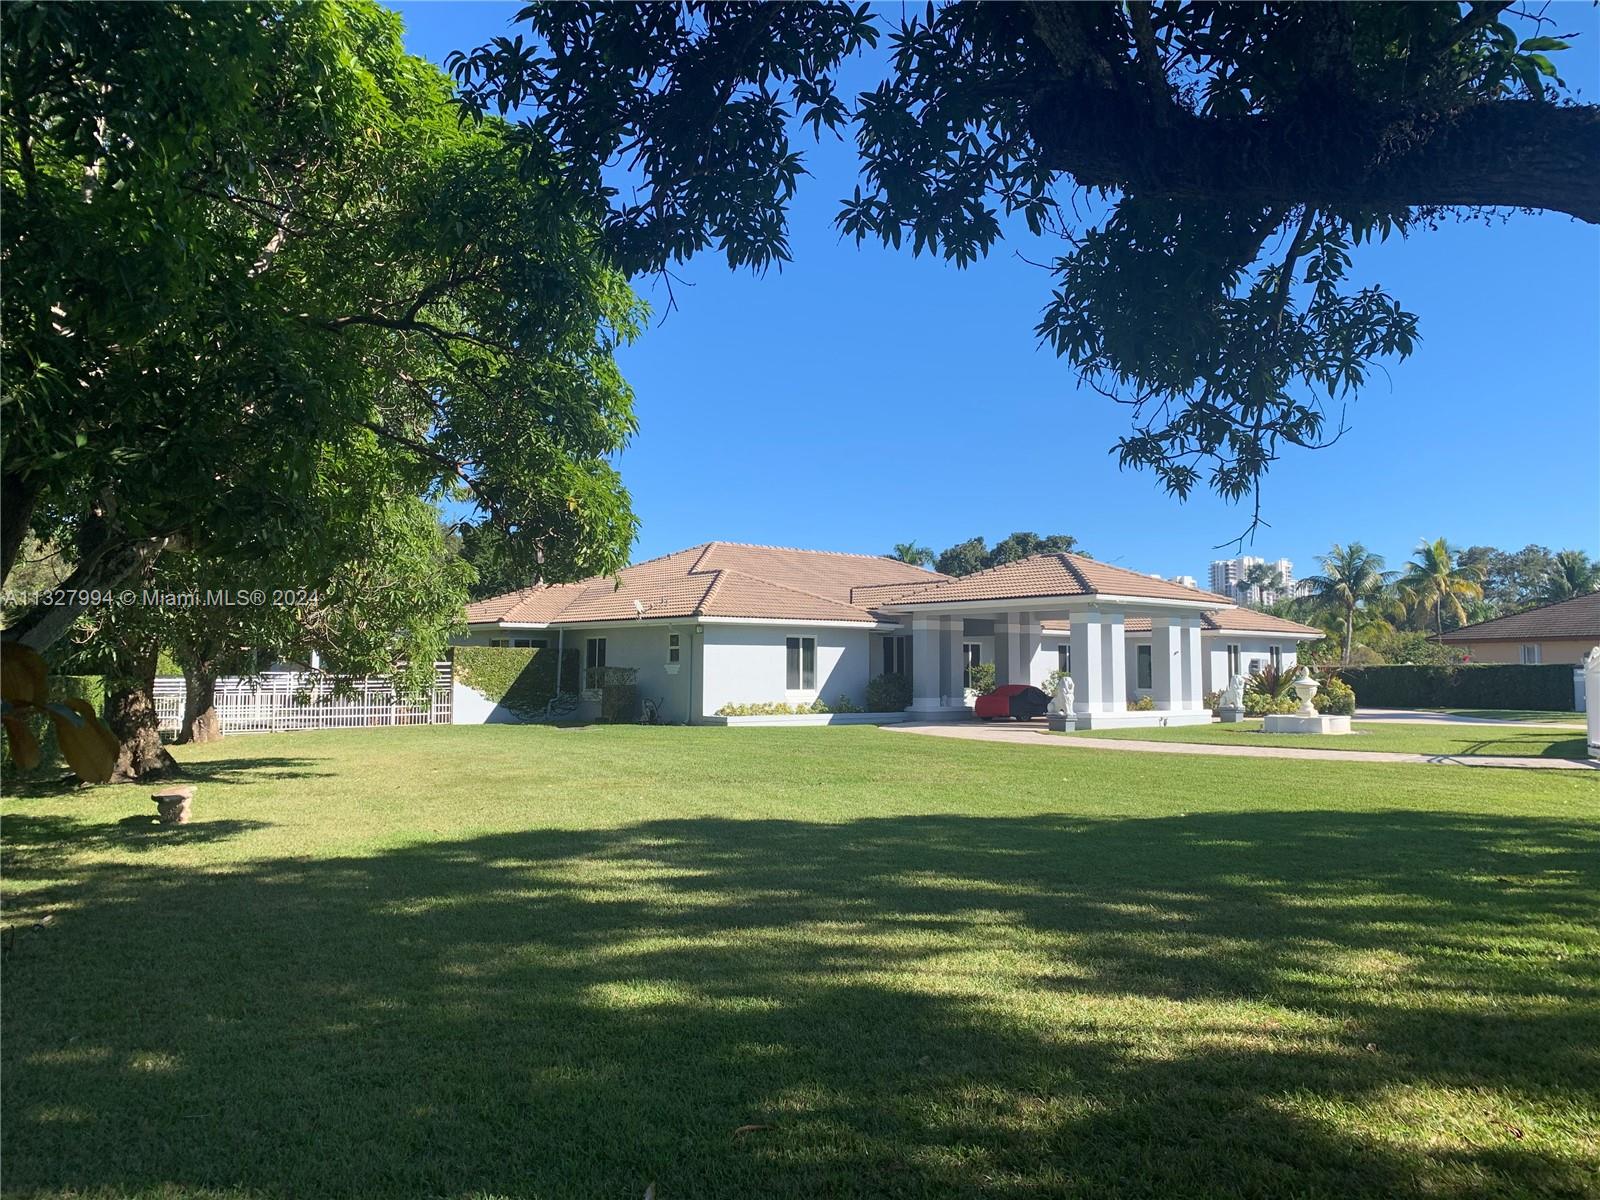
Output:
1356 708 1584 730
888 722 1600 772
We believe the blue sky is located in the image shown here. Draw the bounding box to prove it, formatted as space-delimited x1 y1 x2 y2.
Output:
398 2 1599 582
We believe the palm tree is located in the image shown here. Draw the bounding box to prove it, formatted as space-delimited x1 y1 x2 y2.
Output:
1303 543 1395 664
890 542 934 567
1399 537 1484 639
1542 549 1600 603
1234 561 1282 608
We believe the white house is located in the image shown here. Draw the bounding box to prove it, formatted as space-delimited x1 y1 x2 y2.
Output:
458 541 1324 727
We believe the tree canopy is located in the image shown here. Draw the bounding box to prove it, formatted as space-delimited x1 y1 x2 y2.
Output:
2 0 643 652
450 2 1595 530
930 531 1080 577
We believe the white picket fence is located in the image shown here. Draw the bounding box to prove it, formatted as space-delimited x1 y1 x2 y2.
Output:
153 664 452 735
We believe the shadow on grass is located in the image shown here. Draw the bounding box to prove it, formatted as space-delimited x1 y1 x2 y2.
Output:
2 756 330 801
1450 735 1589 760
3 810 1597 1198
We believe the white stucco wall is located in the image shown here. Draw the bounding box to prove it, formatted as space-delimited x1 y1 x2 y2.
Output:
699 624 872 717
1039 631 1303 700
451 681 525 725
1036 638 1070 688
559 623 696 724
1203 636 1300 694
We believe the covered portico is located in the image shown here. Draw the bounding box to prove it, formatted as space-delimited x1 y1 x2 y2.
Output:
876 553 1231 729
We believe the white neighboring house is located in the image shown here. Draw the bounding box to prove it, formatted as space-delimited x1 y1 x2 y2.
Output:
458 542 1324 726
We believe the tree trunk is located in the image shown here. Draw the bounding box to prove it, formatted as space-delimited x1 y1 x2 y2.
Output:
106 638 178 783
179 662 223 745
1343 608 1354 666
1 471 40 586
7 533 170 654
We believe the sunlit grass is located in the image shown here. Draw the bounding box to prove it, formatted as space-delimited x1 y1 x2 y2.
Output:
1060 719 1589 758
3 725 1597 1198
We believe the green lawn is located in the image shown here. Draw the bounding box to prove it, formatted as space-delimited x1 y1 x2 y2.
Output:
1060 719 1591 759
4 726 1598 1199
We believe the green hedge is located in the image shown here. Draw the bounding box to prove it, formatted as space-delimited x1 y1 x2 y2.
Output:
452 645 579 719
1333 663 1574 711
1 674 105 781
866 673 911 712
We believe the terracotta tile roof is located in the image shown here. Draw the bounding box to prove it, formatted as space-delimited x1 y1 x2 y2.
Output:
700 571 885 623
465 542 1313 632
1039 609 1323 637
1204 608 1325 636
464 542 939 627
1438 590 1600 642
879 553 1234 607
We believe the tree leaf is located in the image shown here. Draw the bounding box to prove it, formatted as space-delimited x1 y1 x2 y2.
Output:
2 713 43 769
50 699 117 783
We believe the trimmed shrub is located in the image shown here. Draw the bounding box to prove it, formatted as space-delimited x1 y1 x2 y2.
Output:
1129 695 1157 711
1244 691 1298 716
1334 664 1572 711
1203 690 1223 710
1313 675 1356 715
865 672 911 712
713 696 855 717
968 662 996 695
831 693 863 714
1 674 105 781
1243 666 1297 715
453 645 580 719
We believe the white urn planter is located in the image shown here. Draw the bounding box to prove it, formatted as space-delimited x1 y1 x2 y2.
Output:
1263 669 1352 735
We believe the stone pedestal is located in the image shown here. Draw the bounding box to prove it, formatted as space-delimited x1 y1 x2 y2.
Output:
1047 713 1077 732
1217 706 1246 724
152 787 195 824
1263 713 1351 735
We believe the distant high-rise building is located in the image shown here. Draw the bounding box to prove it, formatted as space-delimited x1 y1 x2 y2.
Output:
1208 556 1294 606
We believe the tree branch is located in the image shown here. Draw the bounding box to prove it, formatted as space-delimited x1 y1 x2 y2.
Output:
1027 91 1600 223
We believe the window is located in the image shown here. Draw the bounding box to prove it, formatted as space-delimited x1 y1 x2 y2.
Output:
962 642 981 689
584 637 606 689
512 638 547 650
786 636 816 690
668 633 681 664
1226 644 1242 677
489 638 508 648
1269 645 1282 672
1136 644 1153 690
882 635 910 676
1057 644 1071 673
1520 643 1542 665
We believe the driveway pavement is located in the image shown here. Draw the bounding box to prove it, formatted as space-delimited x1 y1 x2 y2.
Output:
888 721 1600 771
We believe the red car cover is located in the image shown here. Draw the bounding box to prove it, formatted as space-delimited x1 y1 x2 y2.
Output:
974 684 1051 720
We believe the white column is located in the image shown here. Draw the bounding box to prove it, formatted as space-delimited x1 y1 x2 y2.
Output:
1180 616 1205 710
910 615 942 711
1070 611 1102 714
940 615 966 706
1018 611 1041 689
1102 611 1127 713
1151 616 1182 710
990 618 1012 687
